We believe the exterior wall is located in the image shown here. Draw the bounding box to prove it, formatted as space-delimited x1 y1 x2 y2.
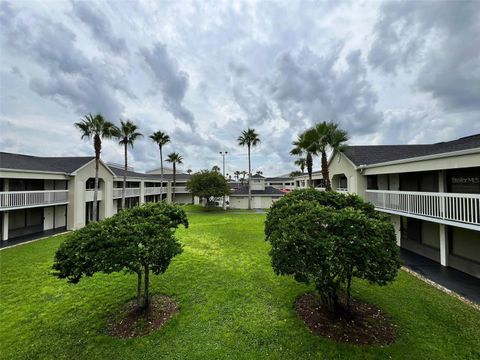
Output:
328 153 366 196
172 193 193 204
250 179 265 191
448 227 480 278
67 160 114 230
230 196 249 209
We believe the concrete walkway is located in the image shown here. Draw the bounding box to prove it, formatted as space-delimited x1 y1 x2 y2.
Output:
400 249 480 304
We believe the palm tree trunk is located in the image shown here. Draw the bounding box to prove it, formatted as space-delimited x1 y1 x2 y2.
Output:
122 142 127 210
321 151 331 191
306 153 313 188
247 145 251 210
159 146 164 201
172 163 176 203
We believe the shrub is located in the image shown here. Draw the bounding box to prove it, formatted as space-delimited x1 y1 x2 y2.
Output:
265 189 400 315
53 202 188 310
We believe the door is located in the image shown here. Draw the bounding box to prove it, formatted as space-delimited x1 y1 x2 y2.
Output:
43 207 54 230
253 197 262 209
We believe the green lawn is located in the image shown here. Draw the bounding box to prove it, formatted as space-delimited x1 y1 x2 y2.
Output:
1 213 479 359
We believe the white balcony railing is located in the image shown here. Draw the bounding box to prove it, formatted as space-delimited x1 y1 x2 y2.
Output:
0 190 69 211
144 187 163 196
173 186 189 193
366 190 480 228
113 187 141 199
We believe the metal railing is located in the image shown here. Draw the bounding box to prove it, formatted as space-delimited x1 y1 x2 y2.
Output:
144 187 163 195
113 187 141 199
0 190 69 211
365 190 480 226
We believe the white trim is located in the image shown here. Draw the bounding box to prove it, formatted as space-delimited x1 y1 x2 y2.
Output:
0 168 70 176
357 148 480 170
71 158 116 177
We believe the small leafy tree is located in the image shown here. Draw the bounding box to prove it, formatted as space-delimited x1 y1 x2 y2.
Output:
265 189 400 316
186 170 231 206
53 203 188 310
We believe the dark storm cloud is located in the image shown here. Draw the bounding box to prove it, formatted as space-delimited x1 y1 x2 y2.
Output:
369 0 480 112
71 0 127 54
267 46 381 134
140 43 195 129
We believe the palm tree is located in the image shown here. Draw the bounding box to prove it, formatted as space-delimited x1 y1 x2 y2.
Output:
187 169 192 174
166 152 183 203
241 170 247 185
310 122 349 191
256 170 263 176
294 158 306 174
212 165 221 173
237 128 260 209
75 113 118 222
117 120 142 210
289 170 302 177
149 131 170 201
234 170 241 181
290 130 316 187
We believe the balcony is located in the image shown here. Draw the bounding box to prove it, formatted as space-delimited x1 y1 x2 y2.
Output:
113 188 141 199
144 187 163 196
173 186 189 194
365 190 480 230
0 190 69 211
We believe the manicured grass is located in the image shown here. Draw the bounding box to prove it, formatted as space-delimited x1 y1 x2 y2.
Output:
1 213 479 359
181 204 256 213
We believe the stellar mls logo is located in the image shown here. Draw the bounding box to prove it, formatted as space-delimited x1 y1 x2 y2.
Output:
451 177 480 184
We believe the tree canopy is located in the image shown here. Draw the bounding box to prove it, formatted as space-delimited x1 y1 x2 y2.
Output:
52 202 188 309
186 170 231 206
265 188 400 315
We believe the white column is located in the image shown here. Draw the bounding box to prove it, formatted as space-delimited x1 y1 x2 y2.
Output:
2 179 9 241
2 211 8 241
439 224 449 266
139 180 145 205
438 170 448 266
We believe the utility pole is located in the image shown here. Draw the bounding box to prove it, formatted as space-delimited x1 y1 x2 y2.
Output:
220 151 228 210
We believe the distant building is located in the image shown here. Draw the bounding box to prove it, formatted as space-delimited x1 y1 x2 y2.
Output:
230 174 285 209
0 152 194 244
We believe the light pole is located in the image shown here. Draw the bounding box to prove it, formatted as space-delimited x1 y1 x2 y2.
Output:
220 151 228 210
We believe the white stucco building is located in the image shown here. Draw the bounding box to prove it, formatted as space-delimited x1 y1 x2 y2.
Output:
0 152 193 244
229 174 286 209
293 134 480 278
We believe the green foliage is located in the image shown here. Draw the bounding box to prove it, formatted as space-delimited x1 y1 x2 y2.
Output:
53 202 188 308
265 188 401 314
186 170 231 205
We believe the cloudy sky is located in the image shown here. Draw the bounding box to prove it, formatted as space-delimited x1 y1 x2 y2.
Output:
1 0 479 176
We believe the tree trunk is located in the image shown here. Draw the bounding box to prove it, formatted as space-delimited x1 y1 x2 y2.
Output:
172 163 176 203
247 145 251 210
137 271 142 308
122 142 127 210
159 146 164 201
143 264 150 310
346 274 352 310
321 151 331 191
306 153 313 188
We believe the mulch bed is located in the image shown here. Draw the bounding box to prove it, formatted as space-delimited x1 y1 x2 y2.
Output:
295 293 397 345
108 295 179 339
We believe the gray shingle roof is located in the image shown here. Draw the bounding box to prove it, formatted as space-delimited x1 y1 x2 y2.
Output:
231 186 284 196
0 152 94 173
344 134 480 166
266 177 293 182
251 174 265 178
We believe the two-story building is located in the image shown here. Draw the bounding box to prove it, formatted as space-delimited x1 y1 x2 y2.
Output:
0 152 193 245
294 134 480 278
230 174 285 209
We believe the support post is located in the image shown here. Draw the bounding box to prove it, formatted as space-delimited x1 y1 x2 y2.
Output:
2 211 8 242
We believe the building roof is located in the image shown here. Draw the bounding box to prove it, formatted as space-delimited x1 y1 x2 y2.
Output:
0 152 94 173
344 134 480 166
231 186 284 196
110 166 147 179
266 177 293 182
251 174 265 178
